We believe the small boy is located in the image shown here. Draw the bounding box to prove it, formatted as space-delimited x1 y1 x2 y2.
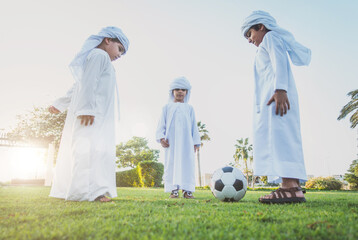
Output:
241 11 310 203
49 26 129 202
156 77 201 199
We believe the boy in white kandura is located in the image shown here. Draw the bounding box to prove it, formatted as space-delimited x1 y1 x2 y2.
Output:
156 77 201 199
242 11 311 204
49 26 129 202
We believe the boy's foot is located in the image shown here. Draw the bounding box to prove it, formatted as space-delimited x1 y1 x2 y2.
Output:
258 187 306 204
95 195 111 202
170 190 179 198
182 190 194 199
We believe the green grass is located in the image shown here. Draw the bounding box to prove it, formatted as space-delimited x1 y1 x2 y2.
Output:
0 187 357 240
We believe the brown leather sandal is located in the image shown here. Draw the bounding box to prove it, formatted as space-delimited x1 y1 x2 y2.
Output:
94 195 111 202
169 190 179 198
182 190 195 199
259 187 306 204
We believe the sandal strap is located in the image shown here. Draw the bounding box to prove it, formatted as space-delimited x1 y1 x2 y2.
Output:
273 188 285 199
171 190 179 196
278 188 288 198
293 186 306 193
182 190 193 197
274 187 305 199
269 190 277 199
287 187 306 196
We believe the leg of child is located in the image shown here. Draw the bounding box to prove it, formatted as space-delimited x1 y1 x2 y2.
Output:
169 185 179 198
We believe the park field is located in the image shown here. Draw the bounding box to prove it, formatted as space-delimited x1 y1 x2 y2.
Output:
0 187 357 240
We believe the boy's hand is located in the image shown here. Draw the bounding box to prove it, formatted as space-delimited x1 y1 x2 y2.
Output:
78 115 95 126
49 106 60 114
194 145 200 152
160 138 169 148
267 90 290 116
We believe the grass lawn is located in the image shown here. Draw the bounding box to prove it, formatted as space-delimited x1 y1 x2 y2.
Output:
0 187 357 240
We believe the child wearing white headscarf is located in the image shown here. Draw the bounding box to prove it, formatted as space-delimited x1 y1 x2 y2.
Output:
156 77 201 199
49 26 129 202
242 11 310 204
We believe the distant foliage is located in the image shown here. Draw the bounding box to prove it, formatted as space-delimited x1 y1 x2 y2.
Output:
305 177 343 190
116 161 164 187
116 137 159 168
195 185 211 190
197 121 211 147
344 159 358 190
260 176 268 184
196 121 211 187
232 138 254 187
9 106 66 148
138 161 164 187
337 89 358 128
116 168 142 187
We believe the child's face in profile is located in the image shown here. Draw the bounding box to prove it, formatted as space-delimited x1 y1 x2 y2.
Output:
173 89 187 103
246 25 266 47
106 40 125 61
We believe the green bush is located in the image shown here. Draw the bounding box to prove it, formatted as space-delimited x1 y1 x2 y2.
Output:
196 185 210 190
344 159 358 190
116 161 164 187
116 168 142 187
305 176 342 190
138 161 164 187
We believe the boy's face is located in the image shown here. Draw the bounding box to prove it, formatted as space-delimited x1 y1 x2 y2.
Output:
173 89 187 103
105 39 125 61
246 25 266 47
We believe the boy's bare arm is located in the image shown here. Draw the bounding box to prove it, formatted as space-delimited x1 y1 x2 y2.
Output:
49 106 60 114
160 138 169 148
194 145 200 152
267 90 290 116
78 115 95 126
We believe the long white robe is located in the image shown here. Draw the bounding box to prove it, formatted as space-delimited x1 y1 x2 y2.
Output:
49 48 118 201
156 102 201 192
253 31 307 183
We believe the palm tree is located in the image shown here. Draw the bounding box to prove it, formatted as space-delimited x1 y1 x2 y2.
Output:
197 121 211 187
338 89 358 128
233 138 254 187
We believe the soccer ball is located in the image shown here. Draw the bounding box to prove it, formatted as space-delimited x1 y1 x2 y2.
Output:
210 166 247 202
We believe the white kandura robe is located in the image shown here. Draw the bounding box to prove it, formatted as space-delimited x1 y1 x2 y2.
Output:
156 102 201 192
253 31 307 183
49 48 118 201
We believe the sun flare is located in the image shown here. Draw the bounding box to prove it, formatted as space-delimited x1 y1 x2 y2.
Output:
10 147 47 179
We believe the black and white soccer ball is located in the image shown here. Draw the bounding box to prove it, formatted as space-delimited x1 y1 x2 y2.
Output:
210 166 247 202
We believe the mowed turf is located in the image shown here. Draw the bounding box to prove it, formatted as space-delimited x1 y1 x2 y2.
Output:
0 187 357 240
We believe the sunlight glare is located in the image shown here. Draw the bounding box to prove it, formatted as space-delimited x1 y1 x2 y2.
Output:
10 147 47 179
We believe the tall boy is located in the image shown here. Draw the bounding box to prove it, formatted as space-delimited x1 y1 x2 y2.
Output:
49 26 129 202
242 11 311 203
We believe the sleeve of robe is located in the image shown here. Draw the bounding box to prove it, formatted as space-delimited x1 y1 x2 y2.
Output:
190 106 201 147
52 84 77 112
156 105 167 143
263 32 289 91
73 51 107 117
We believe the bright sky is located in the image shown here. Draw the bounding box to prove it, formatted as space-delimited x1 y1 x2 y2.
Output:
0 0 357 181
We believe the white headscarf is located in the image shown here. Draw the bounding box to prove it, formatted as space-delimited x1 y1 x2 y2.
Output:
169 77 192 103
69 26 130 82
241 10 311 66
